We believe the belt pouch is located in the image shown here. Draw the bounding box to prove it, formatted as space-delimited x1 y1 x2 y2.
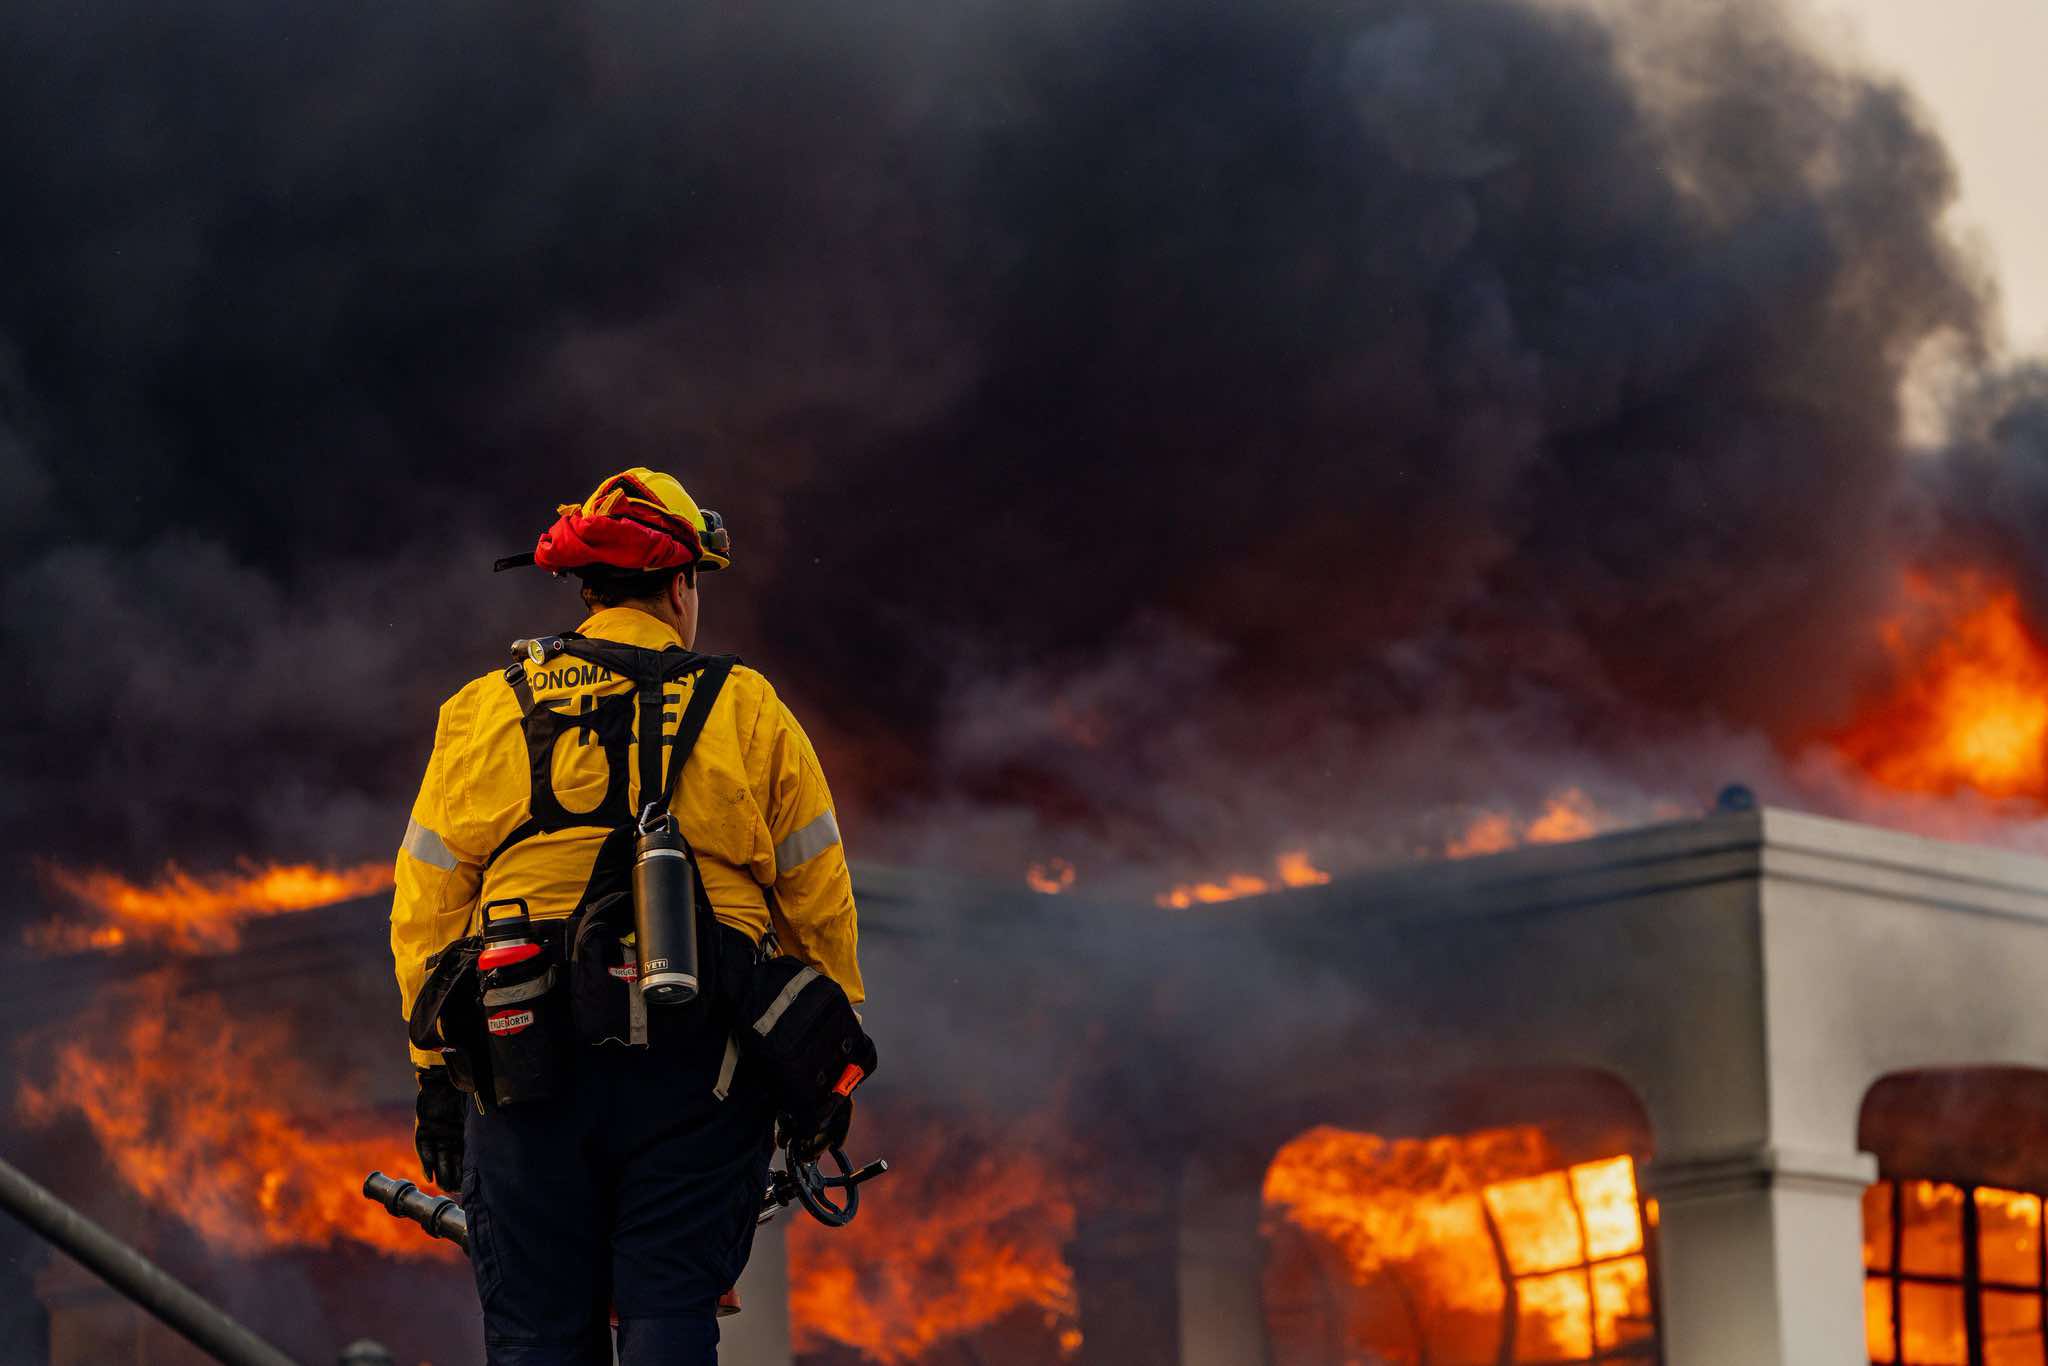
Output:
479 940 572 1106
737 956 877 1138
408 937 491 1103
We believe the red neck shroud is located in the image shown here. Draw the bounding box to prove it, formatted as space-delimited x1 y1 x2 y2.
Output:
533 506 700 574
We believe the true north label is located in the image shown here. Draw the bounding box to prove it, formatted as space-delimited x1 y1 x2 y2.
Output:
488 1009 535 1036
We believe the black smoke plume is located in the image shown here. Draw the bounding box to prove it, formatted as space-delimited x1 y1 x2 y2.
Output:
0 0 2034 906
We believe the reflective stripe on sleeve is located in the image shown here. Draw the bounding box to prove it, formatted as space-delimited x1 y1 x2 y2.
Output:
401 818 458 871
774 810 841 872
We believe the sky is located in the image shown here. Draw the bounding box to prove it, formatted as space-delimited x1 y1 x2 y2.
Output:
1822 0 2048 353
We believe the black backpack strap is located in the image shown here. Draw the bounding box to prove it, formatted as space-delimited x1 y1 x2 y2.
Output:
556 637 670 682
635 667 668 822
661 655 738 811
549 638 687 818
501 662 536 716
483 635 736 864
489 660 543 861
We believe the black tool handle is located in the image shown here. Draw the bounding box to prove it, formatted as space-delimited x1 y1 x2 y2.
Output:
793 1147 890 1228
758 1149 890 1228
363 1171 470 1253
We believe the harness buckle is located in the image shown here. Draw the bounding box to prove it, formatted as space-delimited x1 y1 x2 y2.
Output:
636 801 674 837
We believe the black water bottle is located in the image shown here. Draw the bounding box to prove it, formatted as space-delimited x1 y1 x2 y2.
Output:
633 805 699 1005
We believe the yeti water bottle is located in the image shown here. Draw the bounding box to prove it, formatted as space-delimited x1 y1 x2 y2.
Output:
633 804 699 1005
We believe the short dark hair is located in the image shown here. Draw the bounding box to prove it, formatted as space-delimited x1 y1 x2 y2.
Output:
577 565 695 609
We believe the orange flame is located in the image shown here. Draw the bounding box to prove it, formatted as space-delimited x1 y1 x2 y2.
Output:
1155 848 1331 909
1026 859 1077 895
1445 788 1603 859
17 974 445 1260
1264 1126 1654 1362
1834 573 2048 801
32 859 394 954
788 1129 1079 1363
1862 1178 2046 1363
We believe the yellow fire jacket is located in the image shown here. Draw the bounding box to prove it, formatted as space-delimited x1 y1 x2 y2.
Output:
391 606 863 1069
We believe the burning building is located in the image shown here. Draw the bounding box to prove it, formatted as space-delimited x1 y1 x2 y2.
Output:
12 804 2048 1366
812 807 2048 1366
6 0 2048 1356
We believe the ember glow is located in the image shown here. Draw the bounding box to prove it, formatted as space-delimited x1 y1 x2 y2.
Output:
1026 859 1077 895
1445 788 1605 860
17 974 444 1260
31 859 395 954
1155 848 1331 909
787 1129 1080 1364
1264 1125 1654 1363
1833 573 2048 802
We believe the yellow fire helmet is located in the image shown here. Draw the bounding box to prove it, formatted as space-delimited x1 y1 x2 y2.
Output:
494 467 732 575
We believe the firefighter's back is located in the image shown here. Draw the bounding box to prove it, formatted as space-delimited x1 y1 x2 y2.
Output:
457 611 795 949
389 468 866 1366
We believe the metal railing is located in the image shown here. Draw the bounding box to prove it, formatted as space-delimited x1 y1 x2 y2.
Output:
0 1151 299 1366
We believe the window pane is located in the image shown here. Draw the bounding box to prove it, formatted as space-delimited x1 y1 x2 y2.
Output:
1982 1290 2045 1366
1590 1256 1654 1349
1980 1189 2043 1287
1486 1174 1584 1276
1867 1183 1896 1271
1414 1196 1505 1366
1570 1157 1644 1259
1867 1277 1897 1363
1900 1182 1967 1278
1513 1271 1592 1362
1899 1281 1967 1366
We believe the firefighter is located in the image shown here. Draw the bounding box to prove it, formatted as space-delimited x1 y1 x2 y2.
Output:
391 468 864 1365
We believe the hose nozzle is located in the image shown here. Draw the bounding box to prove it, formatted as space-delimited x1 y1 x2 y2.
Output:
363 1171 470 1253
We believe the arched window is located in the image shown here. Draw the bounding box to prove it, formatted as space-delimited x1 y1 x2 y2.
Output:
1860 1068 2048 1366
1264 1125 1659 1364
1864 1178 2047 1366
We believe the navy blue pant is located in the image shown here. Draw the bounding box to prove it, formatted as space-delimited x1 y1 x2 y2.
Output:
461 1026 775 1366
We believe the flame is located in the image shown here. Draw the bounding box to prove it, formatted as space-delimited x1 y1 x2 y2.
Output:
1445 788 1603 859
1833 572 2048 801
32 859 394 954
1027 859 1077 895
788 1128 1079 1363
1155 848 1331 909
1264 1125 1653 1362
1863 1178 2046 1363
18 973 445 1260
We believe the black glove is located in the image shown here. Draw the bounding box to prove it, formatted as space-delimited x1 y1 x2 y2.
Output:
414 1067 467 1192
785 1097 853 1165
